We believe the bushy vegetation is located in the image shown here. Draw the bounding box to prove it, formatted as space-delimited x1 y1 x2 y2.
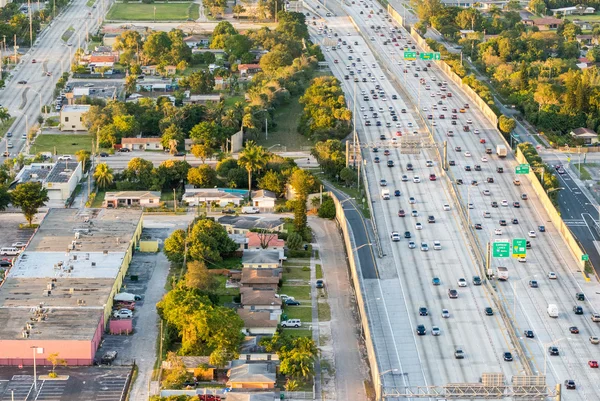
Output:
298 77 352 141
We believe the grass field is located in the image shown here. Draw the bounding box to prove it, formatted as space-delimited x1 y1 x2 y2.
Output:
106 2 199 21
30 133 94 155
283 265 311 281
317 302 331 321
284 305 312 322
256 98 315 151
0 117 16 139
280 285 311 300
565 14 600 22
284 328 312 338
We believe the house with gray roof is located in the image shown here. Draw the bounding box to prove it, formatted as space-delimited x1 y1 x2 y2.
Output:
183 188 244 207
227 360 277 389
242 250 281 268
218 216 285 234
103 191 161 208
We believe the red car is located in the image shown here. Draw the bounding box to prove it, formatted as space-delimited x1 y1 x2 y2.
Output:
447 92 453 97
589 361 598 368
429 174 436 181
480 139 486 144
398 209 406 217
396 131 402 136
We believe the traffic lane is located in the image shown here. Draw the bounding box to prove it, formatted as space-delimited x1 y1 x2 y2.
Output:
369 107 515 382
358 6 600 392
555 169 598 219
327 185 379 279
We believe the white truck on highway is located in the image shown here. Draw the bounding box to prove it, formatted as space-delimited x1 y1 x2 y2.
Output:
548 304 559 318
381 189 390 200
496 266 508 281
496 145 507 158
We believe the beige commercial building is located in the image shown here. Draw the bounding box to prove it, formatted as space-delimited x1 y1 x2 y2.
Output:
60 105 91 131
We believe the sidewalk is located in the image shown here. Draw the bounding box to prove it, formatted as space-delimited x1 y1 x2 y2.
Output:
310 217 368 401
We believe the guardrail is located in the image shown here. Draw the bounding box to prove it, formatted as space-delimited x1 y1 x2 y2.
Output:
515 147 587 274
331 191 381 401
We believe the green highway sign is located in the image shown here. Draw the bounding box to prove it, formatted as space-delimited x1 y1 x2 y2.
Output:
419 52 441 60
403 51 417 60
515 164 530 175
582 254 589 261
512 238 527 258
492 241 510 258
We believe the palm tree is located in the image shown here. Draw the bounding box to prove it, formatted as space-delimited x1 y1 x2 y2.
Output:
93 163 114 189
232 101 245 121
237 141 269 195
0 107 11 122
222 109 239 129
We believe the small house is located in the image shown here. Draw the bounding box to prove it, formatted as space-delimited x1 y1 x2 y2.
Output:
103 191 161 208
121 137 163 151
237 309 279 336
238 64 262 77
570 127 599 144
240 268 282 290
251 190 277 209
227 360 277 389
523 17 562 30
242 250 281 269
60 105 90 131
183 34 210 48
225 393 279 401
240 288 282 310
183 188 244 207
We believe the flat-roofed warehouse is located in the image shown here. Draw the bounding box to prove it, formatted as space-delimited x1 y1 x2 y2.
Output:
0 208 143 366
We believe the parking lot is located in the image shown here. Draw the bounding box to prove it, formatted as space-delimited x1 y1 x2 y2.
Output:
0 213 38 249
0 366 131 401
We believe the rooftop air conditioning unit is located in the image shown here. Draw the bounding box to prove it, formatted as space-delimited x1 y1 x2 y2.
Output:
22 331 29 338
44 290 51 296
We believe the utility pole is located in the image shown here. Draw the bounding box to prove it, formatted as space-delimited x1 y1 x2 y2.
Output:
0 50 3 81
28 0 33 49
13 34 17 65
352 79 357 169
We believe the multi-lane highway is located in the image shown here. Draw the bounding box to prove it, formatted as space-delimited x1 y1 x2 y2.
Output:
306 0 600 398
0 0 110 158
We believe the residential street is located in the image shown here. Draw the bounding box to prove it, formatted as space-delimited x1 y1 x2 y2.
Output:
310 217 368 401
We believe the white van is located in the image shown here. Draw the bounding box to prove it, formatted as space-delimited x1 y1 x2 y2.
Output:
242 206 260 214
381 189 390 200
0 247 20 256
281 319 301 328
548 304 558 318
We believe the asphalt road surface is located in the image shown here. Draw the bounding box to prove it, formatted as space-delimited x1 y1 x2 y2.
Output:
0 0 111 159
308 0 600 398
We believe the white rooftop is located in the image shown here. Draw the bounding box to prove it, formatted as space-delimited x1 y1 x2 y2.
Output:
8 251 126 279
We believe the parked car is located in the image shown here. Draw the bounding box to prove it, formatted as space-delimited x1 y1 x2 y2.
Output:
281 319 302 328
316 280 324 288
285 299 301 306
100 351 118 365
113 309 133 319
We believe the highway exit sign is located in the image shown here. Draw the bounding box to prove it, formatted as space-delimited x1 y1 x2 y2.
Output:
515 164 530 175
582 254 589 261
419 52 441 60
512 238 527 258
492 241 510 258
403 51 417 60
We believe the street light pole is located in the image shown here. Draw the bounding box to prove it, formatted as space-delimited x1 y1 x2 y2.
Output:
31 346 38 392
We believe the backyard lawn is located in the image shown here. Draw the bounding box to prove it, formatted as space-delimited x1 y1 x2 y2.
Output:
565 14 600 22
280 285 311 300
283 265 311 281
284 305 312 322
106 2 199 21
30 133 94 155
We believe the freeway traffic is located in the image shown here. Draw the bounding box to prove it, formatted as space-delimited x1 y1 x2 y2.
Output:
307 0 600 398
0 0 110 158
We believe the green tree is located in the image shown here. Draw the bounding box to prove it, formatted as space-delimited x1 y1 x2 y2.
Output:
292 198 308 237
157 286 244 361
93 163 114 189
259 47 294 72
161 124 185 151
287 231 303 250
162 352 191 389
528 0 546 16
182 70 215 94
257 170 285 196
10 182 49 226
0 185 9 211
47 353 66 378
289 169 317 199
339 167 357 186
232 4 245 18
125 75 137 94
317 196 335 219
187 165 218 188
224 34 253 59
75 149 91 169
164 229 186 264
190 143 216 164
123 157 155 188
185 260 218 290
154 160 191 190
498 115 516 134
238 141 269 193
278 336 319 380
188 218 238 262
